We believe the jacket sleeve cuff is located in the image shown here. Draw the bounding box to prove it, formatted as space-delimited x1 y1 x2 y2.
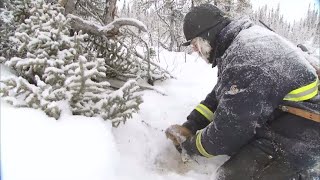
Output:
183 106 214 134
181 131 214 158
182 120 198 135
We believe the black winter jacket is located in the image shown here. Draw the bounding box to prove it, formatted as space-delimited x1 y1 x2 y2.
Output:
181 18 320 165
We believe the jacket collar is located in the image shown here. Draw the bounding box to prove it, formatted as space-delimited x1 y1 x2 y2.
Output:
211 17 254 68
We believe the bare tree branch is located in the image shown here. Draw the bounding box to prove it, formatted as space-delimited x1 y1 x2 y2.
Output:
67 14 147 37
77 1 104 25
67 14 102 35
101 18 148 33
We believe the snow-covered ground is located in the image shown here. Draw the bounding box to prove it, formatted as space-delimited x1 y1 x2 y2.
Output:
1 50 229 180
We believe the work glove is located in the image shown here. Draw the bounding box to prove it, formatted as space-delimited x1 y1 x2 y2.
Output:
165 124 192 153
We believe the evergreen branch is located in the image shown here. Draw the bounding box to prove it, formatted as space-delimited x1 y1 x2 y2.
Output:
72 59 85 100
124 28 152 81
105 64 137 79
117 40 176 79
107 78 167 96
138 84 167 96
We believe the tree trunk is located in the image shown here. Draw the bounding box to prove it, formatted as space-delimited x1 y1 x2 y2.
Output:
58 0 76 14
169 4 175 51
103 0 117 25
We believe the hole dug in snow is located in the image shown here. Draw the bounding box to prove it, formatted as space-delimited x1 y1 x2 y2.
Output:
152 143 228 176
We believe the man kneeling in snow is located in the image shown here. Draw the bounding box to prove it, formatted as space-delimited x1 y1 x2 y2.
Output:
166 4 320 179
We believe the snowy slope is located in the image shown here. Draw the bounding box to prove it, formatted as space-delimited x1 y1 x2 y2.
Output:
1 50 228 180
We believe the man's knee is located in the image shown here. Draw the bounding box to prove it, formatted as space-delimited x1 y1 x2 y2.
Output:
215 139 318 180
216 140 274 179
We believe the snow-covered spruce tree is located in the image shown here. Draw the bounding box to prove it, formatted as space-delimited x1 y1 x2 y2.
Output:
100 80 143 127
0 1 145 126
92 34 169 84
66 42 143 125
0 0 34 59
0 75 62 119
1 1 80 118
67 14 173 85
0 4 14 59
64 47 142 126
5 1 77 85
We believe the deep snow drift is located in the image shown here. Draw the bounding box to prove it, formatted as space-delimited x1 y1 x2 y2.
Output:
1 50 229 180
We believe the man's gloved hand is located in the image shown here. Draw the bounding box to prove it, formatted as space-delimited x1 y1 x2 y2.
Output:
165 125 192 153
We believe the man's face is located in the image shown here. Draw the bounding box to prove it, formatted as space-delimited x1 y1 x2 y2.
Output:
191 39 200 52
190 37 212 64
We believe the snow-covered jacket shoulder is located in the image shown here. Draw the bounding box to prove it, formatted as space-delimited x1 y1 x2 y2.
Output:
182 18 319 157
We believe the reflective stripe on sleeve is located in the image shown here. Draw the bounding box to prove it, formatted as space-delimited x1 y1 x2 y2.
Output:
284 79 319 102
196 130 214 158
195 104 214 122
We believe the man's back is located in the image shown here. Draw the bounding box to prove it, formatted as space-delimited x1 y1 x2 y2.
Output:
167 4 320 179
215 18 320 176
